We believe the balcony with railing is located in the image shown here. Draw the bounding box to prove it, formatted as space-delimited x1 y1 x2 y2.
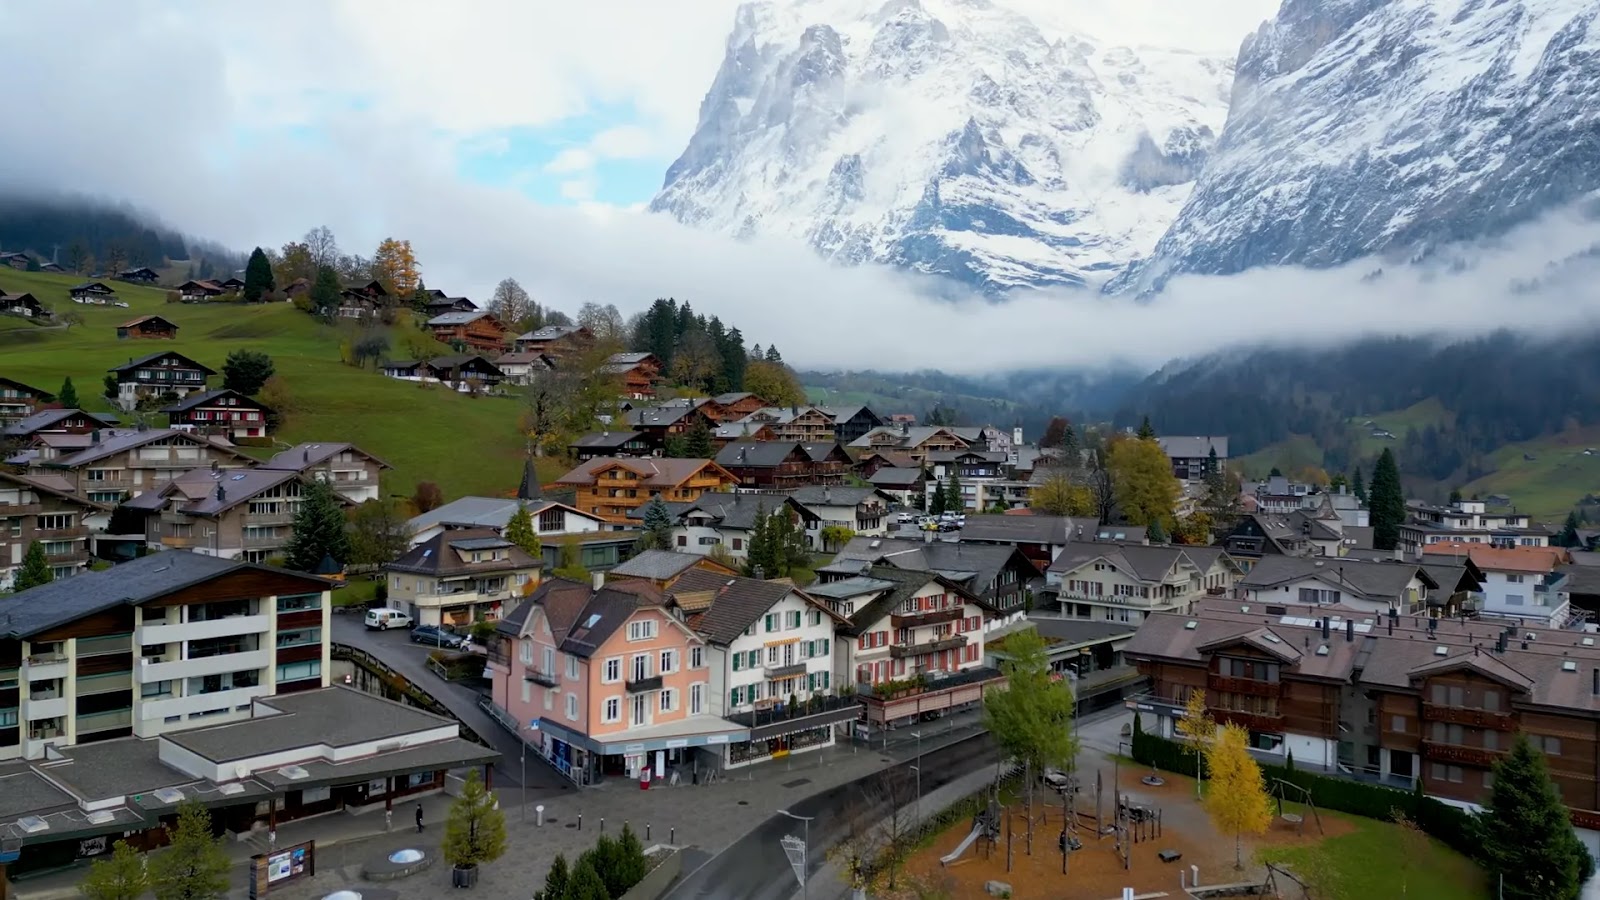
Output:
625 674 663 694
1421 741 1504 768
0 502 44 515
76 709 132 734
1212 709 1283 732
1421 703 1516 731
243 511 298 527
890 607 963 629
35 525 88 540
764 662 809 679
888 633 968 659
1208 675 1280 698
524 668 559 688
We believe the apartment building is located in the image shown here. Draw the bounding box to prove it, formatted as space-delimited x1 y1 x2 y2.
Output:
790 486 893 544
1126 599 1600 827
733 407 837 443
27 428 254 504
129 468 329 563
1398 498 1552 558
1155 436 1228 482
669 569 853 768
1045 544 1241 625
385 528 541 626
1237 556 1439 616
0 553 332 760
0 471 105 589
848 425 970 467
1422 543 1572 626
261 442 392 504
162 389 275 441
550 456 738 525
824 536 1038 619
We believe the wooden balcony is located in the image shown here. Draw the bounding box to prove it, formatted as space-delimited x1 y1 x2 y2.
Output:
1208 675 1280 698
1422 741 1504 768
1421 703 1516 731
1212 709 1283 733
889 634 968 659
0 503 44 515
891 607 963 629
37 525 89 540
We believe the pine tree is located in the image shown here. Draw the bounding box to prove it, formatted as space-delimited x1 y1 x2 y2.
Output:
1059 422 1080 468
743 503 774 577
57 376 79 409
636 496 674 553
1136 416 1156 440
567 858 610 900
613 823 649 893
309 264 341 318
14 541 53 591
1352 466 1366 503
685 419 714 459
80 839 149 900
443 769 507 872
284 479 350 572
504 503 540 558
534 853 571 900
242 247 275 303
1557 511 1582 549
929 483 947 516
1475 733 1591 900
1369 448 1406 552
1148 516 1169 544
944 474 962 514
149 800 229 900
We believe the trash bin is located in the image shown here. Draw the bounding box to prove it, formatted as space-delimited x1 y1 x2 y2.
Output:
452 865 479 888
640 769 651 790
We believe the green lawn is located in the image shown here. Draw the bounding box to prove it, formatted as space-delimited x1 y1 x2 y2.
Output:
1260 812 1485 899
1234 434 1326 480
0 270 557 501
1459 426 1600 520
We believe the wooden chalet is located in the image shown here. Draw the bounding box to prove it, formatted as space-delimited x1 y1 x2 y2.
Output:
337 280 389 318
493 351 555 387
739 405 837 442
600 352 663 400
569 430 656 461
712 420 776 447
426 310 508 354
380 355 504 392
624 403 716 444
283 277 310 298
0 251 30 270
715 441 850 489
0 377 55 425
107 351 216 400
549 456 739 524
423 295 478 317
2 407 119 439
162 388 274 440
219 277 247 292
37 261 64 273
512 324 593 360
0 291 49 319
69 281 117 304
178 279 227 302
116 267 160 284
709 392 769 422
116 315 179 340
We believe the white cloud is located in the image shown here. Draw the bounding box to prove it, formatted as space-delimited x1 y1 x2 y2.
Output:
544 148 597 175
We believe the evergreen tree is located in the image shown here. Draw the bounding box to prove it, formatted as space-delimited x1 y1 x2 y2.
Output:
80 839 148 900
309 264 341 318
1136 416 1156 440
221 349 275 395
149 800 229 900
442 769 507 873
1448 487 1463 504
504 503 541 559
1039 416 1068 449
242 247 275 303
553 536 588 582
1269 467 1283 477
284 479 350 572
765 345 782 363
1475 733 1592 900
765 507 809 577
1352 466 1366 503
1369 448 1406 552
743 503 774 577
612 823 649 894
636 497 674 553
57 376 79 409
13 541 53 591
1147 517 1169 543
1557 510 1583 549
684 419 714 459
534 853 571 900
567 859 610 900
944 474 962 514
1059 422 1080 468
929 483 947 516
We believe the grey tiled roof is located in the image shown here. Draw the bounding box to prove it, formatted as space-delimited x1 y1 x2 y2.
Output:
790 486 890 508
868 467 924 487
1155 436 1229 459
174 468 301 515
261 442 391 472
387 527 539 577
680 493 788 530
959 514 1097 545
2 408 118 437
670 568 803 646
607 549 706 581
108 351 215 374
1238 555 1439 602
716 441 803 468
163 687 455 761
571 431 646 449
405 496 525 534
427 310 495 326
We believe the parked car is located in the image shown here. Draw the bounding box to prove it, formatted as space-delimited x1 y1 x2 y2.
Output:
410 624 464 648
364 607 413 631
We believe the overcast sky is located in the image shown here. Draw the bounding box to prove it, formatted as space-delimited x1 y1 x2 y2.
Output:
5 0 1583 375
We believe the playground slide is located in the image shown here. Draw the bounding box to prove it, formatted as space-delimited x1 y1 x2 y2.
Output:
939 824 983 866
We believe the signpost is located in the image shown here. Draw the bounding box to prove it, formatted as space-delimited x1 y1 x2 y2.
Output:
247 839 316 898
777 809 814 900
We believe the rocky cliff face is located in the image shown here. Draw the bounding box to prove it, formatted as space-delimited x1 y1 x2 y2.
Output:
651 0 1236 295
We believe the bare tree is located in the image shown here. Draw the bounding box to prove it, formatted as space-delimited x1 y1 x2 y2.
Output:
58 311 85 331
489 278 535 331
103 243 129 276
304 226 340 270
828 768 920 895
1088 448 1115 523
66 241 91 274
576 301 626 346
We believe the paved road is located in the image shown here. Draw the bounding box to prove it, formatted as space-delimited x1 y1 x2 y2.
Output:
329 614 571 797
665 733 1000 900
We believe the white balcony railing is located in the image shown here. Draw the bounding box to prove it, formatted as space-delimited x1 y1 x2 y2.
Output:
142 648 271 683
139 615 270 646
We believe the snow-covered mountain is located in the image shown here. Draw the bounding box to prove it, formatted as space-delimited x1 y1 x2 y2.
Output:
650 0 1237 294
1113 0 1600 295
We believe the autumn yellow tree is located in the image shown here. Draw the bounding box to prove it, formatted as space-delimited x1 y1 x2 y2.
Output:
745 359 806 407
1174 511 1214 545
1204 722 1274 869
371 237 421 297
1176 689 1215 798
1106 433 1179 530
1030 471 1094 516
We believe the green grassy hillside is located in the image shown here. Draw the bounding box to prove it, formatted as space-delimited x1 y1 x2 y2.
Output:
0 270 550 500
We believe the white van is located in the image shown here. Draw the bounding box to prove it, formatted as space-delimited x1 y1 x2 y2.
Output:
364 608 413 631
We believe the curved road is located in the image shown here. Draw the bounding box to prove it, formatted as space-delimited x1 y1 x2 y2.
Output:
665 734 999 900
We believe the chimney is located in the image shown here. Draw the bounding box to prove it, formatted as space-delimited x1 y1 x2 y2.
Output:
215 484 226 503
302 447 310 463
90 429 100 444
591 571 605 591
753 565 765 581
1592 668 1598 697
1495 632 1506 654
1320 616 1330 639
1345 620 1354 643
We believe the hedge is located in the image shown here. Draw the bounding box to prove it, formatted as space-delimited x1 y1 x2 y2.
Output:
1131 728 1477 859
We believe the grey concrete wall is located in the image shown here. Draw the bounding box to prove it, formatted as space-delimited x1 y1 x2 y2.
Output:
619 848 683 900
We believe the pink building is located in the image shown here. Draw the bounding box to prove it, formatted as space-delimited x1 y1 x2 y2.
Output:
489 575 739 785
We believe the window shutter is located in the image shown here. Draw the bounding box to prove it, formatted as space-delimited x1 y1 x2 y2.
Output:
733 654 741 672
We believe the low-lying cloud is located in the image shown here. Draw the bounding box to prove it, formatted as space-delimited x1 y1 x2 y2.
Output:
2 1 1596 378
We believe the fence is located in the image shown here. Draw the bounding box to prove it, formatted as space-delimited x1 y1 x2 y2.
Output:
330 643 488 747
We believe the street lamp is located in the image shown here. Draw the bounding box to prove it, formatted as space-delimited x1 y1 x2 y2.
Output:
910 731 923 821
777 808 815 900
523 720 543 823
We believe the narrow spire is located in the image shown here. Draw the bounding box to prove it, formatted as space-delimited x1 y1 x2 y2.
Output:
518 453 540 501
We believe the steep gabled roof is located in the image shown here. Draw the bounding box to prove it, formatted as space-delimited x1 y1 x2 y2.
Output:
2 407 118 437
669 569 838 646
550 456 733 489
387 527 539 577
715 441 805 468
45 428 251 468
839 566 984 636
160 388 270 414
108 351 216 375
607 549 714 582
261 442 393 472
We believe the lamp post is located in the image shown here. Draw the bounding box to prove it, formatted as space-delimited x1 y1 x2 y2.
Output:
777 808 815 900
523 720 543 823
910 730 923 823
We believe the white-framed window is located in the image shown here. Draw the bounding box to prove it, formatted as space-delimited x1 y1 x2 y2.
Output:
519 640 533 664
660 649 677 674
521 680 530 704
566 693 579 721
787 610 802 629
767 646 780 665
602 696 621 723
660 689 675 712
543 689 553 711
764 613 778 633
690 683 704 715
542 646 555 676
808 609 823 627
690 646 704 669
566 654 580 679
631 654 651 682
628 620 658 641
603 657 622 683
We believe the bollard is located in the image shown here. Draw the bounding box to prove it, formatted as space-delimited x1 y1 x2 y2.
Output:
670 827 675 845
578 813 583 831
646 823 651 841
600 817 605 833
536 805 545 827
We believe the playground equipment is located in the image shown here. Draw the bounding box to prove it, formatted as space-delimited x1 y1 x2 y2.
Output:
940 798 1001 867
1270 779 1324 835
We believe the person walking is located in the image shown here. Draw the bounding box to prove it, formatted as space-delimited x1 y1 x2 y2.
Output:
415 803 424 833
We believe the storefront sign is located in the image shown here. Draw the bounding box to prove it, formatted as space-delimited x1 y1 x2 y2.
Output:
665 739 688 749
76 836 108 859
707 735 728 744
248 840 315 898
